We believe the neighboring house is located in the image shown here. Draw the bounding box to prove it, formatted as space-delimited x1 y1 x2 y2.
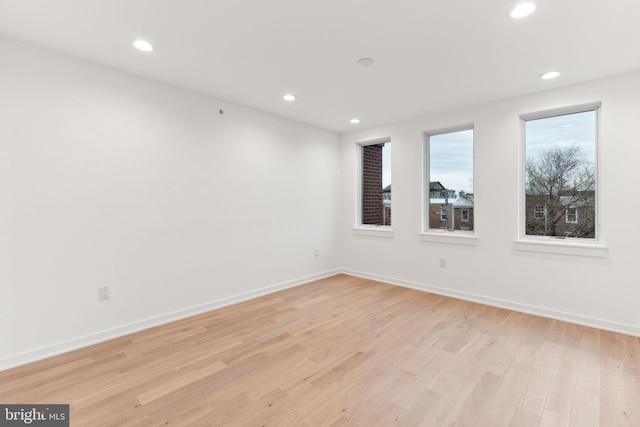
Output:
453 194 474 231
382 184 391 226
525 191 595 238
428 183 474 231
429 181 455 200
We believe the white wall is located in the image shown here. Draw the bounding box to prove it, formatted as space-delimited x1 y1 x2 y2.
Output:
340 70 640 335
0 38 341 369
3 35 640 371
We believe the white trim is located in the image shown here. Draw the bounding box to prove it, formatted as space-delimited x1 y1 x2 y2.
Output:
423 123 475 138
0 269 341 371
513 238 607 258
356 136 391 146
419 231 478 246
519 102 602 121
518 102 601 242
440 207 448 221
460 209 470 222
353 226 394 238
422 124 475 237
565 206 578 224
355 137 392 229
341 269 640 338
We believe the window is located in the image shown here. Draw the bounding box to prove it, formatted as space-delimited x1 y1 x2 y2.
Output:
461 209 470 223
523 107 597 239
426 127 474 233
360 140 391 226
566 206 578 224
440 207 448 222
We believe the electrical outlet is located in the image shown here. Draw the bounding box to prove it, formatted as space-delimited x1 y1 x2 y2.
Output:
314 248 319 258
439 258 447 268
98 285 110 301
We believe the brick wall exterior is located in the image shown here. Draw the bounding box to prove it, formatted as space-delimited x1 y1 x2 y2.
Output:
383 206 391 226
362 144 384 225
454 207 474 231
429 203 474 230
429 202 450 229
525 195 595 237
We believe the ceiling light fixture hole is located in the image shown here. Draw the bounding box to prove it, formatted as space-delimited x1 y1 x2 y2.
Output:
540 70 561 80
357 58 375 67
509 2 536 19
132 39 154 52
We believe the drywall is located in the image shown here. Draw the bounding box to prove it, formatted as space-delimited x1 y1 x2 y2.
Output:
340 70 640 335
0 38 341 369
3 34 640 370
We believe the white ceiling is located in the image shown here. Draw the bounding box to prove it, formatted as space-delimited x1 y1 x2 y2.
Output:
1 0 639 133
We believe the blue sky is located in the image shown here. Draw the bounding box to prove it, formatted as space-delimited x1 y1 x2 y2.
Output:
385 111 595 194
525 110 596 167
382 142 391 188
429 128 474 194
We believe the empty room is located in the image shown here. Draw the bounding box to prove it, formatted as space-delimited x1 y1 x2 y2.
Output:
1 1 640 426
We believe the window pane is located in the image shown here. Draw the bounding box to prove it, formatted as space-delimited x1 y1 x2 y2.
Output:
525 110 596 238
428 129 474 231
566 207 578 224
362 142 391 225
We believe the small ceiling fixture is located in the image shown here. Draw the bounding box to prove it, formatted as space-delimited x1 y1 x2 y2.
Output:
132 39 154 52
357 58 375 67
350 118 361 124
283 93 297 101
509 2 536 19
540 70 561 80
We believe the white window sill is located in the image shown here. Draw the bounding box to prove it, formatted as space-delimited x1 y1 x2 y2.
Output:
419 231 478 246
353 226 394 238
513 238 607 258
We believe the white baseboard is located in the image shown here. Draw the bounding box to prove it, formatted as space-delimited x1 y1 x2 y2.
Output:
341 268 640 338
0 269 341 371
5 268 638 371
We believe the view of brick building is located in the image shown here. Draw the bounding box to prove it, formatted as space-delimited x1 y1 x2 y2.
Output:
382 184 391 226
525 192 595 238
362 144 383 224
362 143 391 225
429 182 474 231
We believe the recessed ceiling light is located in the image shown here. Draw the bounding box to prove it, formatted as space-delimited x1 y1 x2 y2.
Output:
357 58 375 67
133 39 154 52
540 70 561 80
283 93 297 101
509 2 536 19
350 118 361 124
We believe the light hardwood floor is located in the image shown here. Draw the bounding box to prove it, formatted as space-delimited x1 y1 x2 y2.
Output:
2 274 639 426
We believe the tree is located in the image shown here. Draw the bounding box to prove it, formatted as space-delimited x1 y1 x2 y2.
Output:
526 145 595 238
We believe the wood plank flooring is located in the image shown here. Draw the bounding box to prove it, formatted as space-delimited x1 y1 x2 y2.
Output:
2 274 640 426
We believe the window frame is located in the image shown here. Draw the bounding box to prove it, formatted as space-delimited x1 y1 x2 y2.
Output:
514 102 606 258
353 137 393 238
565 206 578 224
440 207 448 222
461 209 470 223
420 124 477 246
